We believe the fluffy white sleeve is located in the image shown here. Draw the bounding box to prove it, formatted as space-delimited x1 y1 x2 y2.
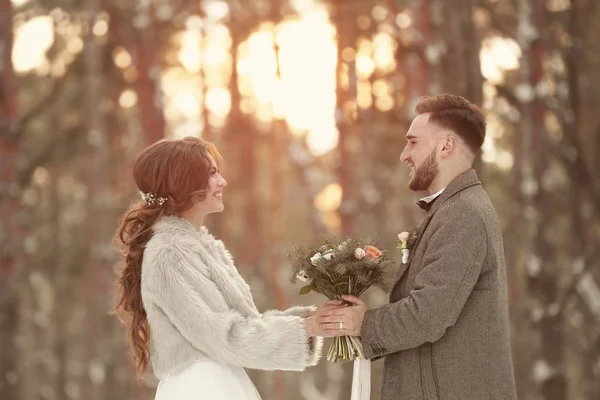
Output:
144 246 322 371
263 306 316 319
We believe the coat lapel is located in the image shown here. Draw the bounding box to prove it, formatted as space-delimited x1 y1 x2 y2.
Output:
389 212 434 296
389 169 482 298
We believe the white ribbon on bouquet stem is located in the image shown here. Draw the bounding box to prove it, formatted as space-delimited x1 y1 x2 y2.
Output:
351 358 371 400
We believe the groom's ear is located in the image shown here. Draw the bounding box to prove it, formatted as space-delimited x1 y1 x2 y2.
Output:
440 135 457 158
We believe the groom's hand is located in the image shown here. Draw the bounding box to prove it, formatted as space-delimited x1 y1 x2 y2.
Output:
317 295 368 337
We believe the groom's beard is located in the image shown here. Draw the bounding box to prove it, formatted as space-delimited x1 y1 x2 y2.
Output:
409 149 439 192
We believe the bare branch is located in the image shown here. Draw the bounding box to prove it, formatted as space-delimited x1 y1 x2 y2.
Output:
12 1 52 22
543 91 600 214
287 135 329 234
493 84 520 108
395 41 426 62
475 1 516 38
1 52 83 146
554 246 600 320
17 127 82 188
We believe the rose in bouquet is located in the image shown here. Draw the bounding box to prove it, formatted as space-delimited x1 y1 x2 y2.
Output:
289 238 394 362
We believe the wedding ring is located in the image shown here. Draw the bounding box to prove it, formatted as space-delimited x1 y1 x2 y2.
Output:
339 321 343 329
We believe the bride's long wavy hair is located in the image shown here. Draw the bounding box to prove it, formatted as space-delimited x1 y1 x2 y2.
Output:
113 136 222 376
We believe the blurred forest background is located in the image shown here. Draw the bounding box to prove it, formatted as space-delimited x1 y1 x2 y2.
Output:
1 0 600 399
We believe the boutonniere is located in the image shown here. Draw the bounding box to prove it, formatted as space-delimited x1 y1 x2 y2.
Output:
397 227 419 264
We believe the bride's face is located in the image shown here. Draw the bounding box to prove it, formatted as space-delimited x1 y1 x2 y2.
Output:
195 154 227 216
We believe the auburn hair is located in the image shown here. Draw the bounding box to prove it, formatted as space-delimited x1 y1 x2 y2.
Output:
113 136 222 377
415 94 486 154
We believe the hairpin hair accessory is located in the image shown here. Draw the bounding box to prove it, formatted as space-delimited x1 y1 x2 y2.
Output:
140 191 167 206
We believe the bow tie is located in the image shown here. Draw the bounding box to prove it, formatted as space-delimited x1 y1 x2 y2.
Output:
417 199 433 211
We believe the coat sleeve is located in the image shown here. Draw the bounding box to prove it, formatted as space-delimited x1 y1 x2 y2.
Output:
145 246 323 371
360 201 487 359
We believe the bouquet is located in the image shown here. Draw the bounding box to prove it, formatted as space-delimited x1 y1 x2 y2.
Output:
289 238 394 362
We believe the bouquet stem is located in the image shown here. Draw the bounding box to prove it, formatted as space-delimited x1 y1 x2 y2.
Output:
327 335 365 362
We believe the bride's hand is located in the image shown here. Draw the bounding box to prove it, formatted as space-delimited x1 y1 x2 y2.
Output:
308 300 347 317
305 301 348 337
305 315 330 337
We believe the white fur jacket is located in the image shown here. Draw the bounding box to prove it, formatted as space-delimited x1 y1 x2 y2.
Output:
141 216 323 379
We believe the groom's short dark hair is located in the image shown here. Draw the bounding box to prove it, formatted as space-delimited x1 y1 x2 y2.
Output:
415 94 486 154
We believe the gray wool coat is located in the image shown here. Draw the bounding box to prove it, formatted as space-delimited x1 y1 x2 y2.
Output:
361 169 517 400
141 216 323 380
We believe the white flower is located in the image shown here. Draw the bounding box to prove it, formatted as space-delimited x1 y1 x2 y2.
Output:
296 270 310 282
310 253 324 266
354 248 366 260
322 249 336 261
337 241 349 250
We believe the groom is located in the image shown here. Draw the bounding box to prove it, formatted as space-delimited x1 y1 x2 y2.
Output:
318 94 517 399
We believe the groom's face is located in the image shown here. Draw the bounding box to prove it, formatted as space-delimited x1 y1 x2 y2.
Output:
400 114 440 192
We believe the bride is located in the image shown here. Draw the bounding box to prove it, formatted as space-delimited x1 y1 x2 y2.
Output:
114 137 343 399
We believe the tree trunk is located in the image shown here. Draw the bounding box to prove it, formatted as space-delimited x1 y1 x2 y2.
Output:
562 1 600 397
265 7 286 396
230 27 261 269
530 2 565 398
133 28 166 145
436 0 484 170
333 1 359 237
201 25 213 143
406 0 431 105
435 0 483 103
0 1 20 398
83 1 110 398
266 120 289 399
519 1 566 399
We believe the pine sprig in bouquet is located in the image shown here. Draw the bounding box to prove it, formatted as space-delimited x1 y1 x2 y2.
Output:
289 238 394 362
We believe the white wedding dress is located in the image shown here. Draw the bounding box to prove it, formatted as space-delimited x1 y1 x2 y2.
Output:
155 361 262 400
